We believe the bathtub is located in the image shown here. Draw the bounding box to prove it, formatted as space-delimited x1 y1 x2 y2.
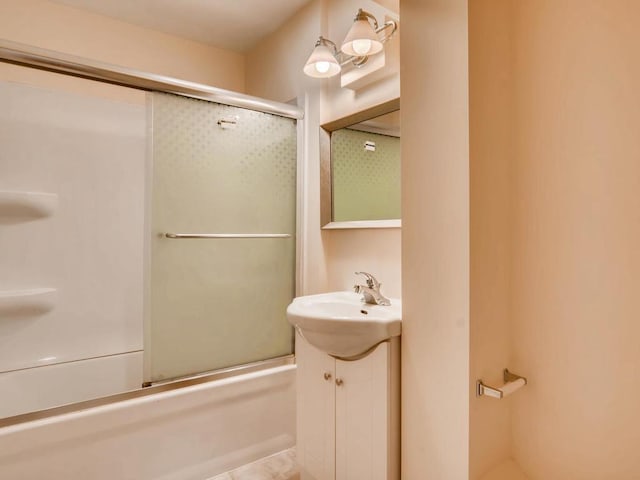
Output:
0 363 296 479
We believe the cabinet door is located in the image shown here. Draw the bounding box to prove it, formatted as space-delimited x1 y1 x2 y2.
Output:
296 332 336 480
335 342 389 480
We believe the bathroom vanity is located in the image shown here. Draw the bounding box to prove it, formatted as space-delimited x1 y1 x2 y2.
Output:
295 333 400 480
287 291 401 480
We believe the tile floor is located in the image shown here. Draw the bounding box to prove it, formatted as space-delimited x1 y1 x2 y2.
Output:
209 448 299 480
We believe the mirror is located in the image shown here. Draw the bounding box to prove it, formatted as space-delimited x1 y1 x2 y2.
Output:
321 98 400 229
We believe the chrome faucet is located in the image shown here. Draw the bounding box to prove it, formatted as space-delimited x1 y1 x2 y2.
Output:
354 271 391 306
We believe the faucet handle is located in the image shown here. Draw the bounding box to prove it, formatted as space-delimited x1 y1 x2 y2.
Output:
355 271 379 288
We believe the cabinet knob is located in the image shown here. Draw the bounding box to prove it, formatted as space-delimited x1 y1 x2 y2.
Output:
324 372 332 381
335 378 344 386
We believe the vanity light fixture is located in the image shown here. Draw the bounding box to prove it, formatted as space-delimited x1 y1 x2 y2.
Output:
303 37 342 78
303 8 397 79
341 9 384 56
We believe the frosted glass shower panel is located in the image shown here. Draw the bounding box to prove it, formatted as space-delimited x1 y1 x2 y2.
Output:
150 93 297 381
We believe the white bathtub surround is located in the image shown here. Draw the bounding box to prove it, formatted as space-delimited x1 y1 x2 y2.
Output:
0 365 296 480
210 448 299 480
0 351 143 419
0 79 146 415
0 287 57 317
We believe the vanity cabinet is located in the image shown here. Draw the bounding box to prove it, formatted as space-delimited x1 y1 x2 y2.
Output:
296 332 400 480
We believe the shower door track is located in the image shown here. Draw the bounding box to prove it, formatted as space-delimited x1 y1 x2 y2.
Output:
0 354 295 428
0 39 304 120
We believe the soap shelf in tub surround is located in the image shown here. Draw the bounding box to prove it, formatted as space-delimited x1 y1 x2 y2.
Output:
0 191 58 220
0 288 57 317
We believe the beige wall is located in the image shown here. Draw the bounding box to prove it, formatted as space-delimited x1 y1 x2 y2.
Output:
510 1 640 478
401 0 470 478
469 0 513 477
244 0 322 105
324 229 401 298
246 0 401 298
0 0 245 91
468 1 640 478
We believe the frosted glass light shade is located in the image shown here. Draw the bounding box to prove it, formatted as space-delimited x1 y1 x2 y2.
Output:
341 19 383 57
303 44 341 78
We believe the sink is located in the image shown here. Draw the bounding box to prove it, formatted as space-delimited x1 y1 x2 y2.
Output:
286 291 401 358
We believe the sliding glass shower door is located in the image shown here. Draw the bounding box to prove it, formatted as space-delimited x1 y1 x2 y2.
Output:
149 93 297 382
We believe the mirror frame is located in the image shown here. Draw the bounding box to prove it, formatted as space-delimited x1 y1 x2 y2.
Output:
320 98 401 229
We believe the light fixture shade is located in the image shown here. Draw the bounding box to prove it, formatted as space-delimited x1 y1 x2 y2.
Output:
303 44 341 78
341 18 383 57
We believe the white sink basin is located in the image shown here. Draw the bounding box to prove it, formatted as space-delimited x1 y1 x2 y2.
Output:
286 291 401 358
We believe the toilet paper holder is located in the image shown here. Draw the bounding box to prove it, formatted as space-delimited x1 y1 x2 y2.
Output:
476 369 527 399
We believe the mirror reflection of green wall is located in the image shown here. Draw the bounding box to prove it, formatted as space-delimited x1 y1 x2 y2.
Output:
331 127 400 222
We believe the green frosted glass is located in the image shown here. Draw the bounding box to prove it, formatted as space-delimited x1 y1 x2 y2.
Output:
331 128 401 222
149 93 296 382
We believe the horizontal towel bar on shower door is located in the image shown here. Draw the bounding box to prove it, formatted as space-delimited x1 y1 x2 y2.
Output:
164 233 292 239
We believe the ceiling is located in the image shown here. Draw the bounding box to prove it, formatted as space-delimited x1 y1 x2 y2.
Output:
51 0 315 53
